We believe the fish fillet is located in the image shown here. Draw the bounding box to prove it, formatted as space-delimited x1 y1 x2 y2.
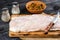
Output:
9 14 60 32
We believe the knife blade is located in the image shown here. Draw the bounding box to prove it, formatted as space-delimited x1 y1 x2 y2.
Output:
44 11 60 34
53 12 59 23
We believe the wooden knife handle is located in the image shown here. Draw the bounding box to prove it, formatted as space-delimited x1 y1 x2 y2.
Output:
44 22 54 34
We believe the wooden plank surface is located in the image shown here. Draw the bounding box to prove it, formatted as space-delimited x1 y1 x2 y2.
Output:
9 31 60 38
9 13 60 38
19 38 60 40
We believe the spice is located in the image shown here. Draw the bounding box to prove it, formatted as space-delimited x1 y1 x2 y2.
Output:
1 8 10 22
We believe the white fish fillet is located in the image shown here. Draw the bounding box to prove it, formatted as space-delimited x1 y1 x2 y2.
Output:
9 14 60 32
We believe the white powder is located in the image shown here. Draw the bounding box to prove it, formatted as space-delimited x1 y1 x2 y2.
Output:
9 14 60 32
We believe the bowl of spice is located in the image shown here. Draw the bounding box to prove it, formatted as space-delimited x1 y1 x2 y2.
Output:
26 1 46 13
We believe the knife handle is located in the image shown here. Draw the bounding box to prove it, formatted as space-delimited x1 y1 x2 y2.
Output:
44 22 54 34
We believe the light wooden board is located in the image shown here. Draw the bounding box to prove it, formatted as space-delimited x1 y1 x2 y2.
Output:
9 31 60 38
9 13 60 38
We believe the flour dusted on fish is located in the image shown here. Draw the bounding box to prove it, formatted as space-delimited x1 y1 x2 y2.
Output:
10 14 58 32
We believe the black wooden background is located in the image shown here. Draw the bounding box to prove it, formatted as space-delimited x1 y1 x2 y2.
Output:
0 0 60 40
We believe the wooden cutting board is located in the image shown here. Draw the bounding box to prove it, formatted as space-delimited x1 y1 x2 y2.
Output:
9 13 60 38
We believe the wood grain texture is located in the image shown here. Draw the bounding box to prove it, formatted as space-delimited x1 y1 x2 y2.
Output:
9 31 60 38
20 38 60 40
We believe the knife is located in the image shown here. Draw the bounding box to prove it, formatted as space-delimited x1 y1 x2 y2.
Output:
44 11 60 34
